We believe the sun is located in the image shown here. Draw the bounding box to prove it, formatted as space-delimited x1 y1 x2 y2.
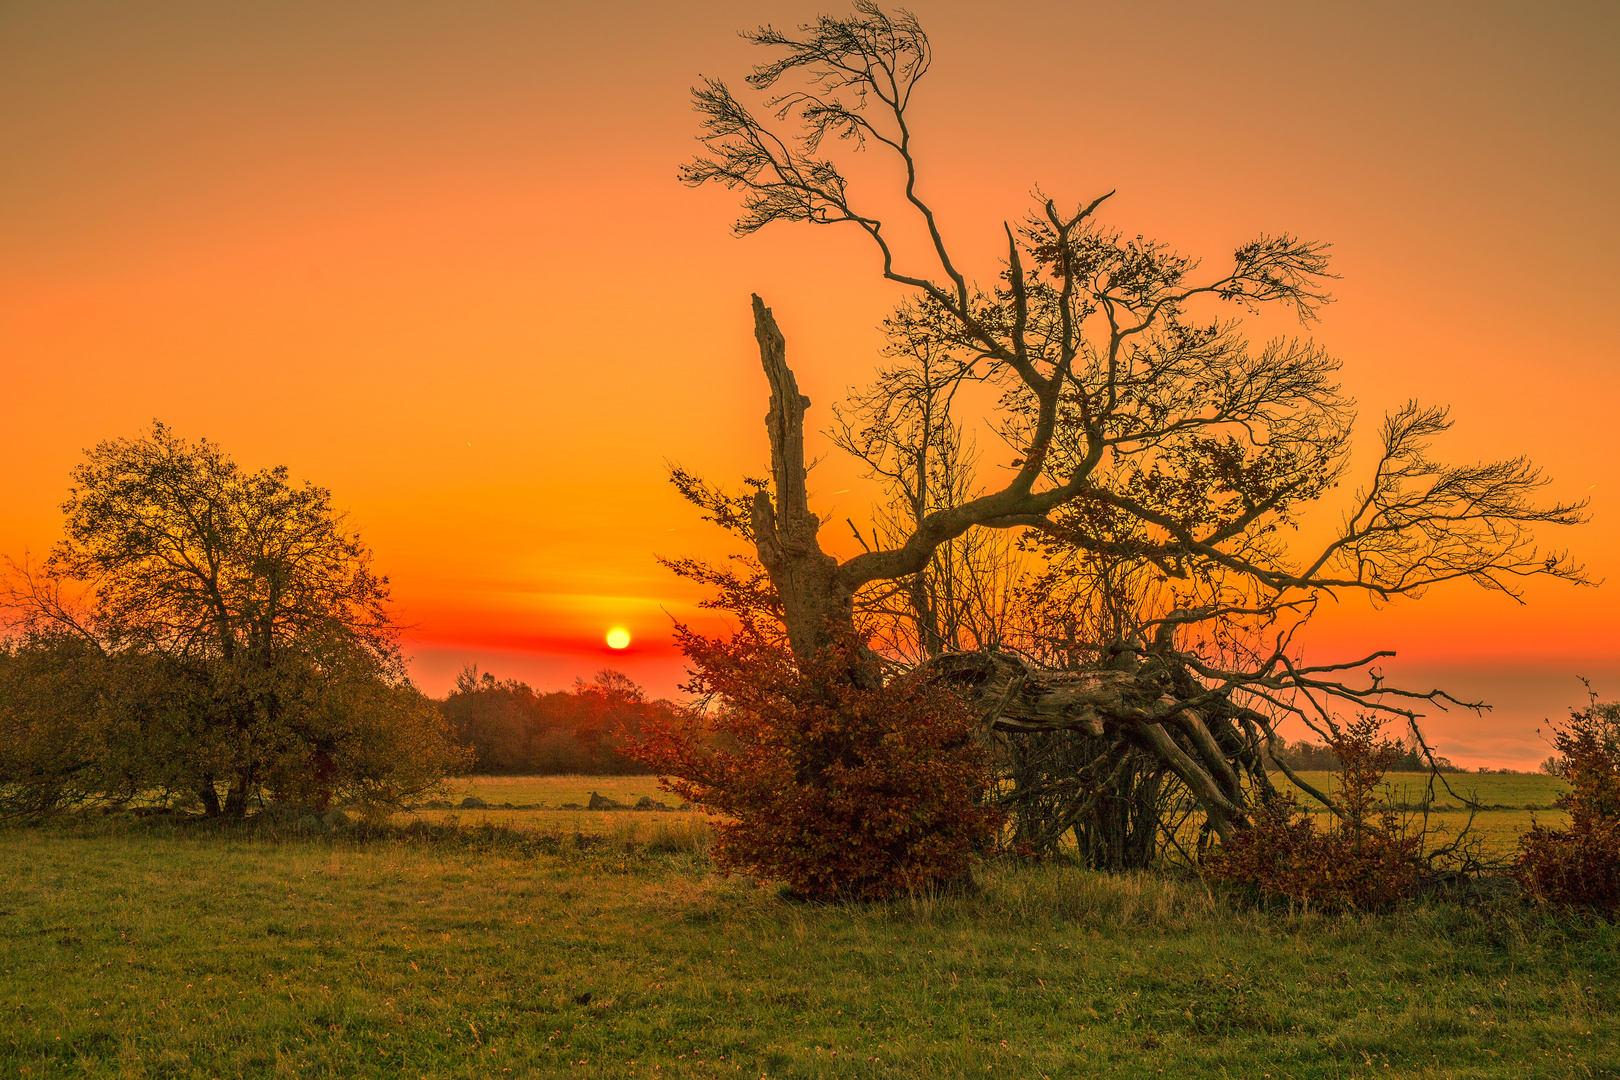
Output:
606 628 630 650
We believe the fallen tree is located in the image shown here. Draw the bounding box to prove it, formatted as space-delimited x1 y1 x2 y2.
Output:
672 4 1586 862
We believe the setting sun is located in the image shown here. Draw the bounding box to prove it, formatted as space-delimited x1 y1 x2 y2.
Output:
606 628 630 650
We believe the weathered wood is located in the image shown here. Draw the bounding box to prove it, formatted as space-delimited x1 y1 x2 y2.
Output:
922 650 1249 841
748 296 851 664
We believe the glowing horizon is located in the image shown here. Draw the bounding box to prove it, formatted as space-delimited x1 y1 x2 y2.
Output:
1 1 1615 767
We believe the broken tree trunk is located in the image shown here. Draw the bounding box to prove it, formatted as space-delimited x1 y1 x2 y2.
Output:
742 296 1257 842
747 296 863 671
923 651 1253 842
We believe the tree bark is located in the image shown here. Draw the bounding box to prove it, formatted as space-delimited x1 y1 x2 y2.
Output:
197 777 221 818
223 765 253 818
748 296 859 668
743 297 1251 841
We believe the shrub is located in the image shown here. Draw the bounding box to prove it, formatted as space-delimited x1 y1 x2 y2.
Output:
1208 717 1422 911
1516 699 1620 917
0 632 167 817
631 627 1002 901
0 630 467 819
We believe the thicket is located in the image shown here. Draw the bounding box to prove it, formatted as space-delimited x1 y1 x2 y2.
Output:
0 630 462 820
632 628 1003 901
1516 698 1620 916
438 667 676 775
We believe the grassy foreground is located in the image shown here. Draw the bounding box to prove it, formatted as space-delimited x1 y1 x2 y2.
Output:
1 814 1616 1079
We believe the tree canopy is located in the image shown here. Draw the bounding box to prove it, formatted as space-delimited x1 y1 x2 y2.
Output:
1 422 464 818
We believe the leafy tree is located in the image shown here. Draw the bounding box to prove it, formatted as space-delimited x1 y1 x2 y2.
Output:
0 632 174 817
670 4 1585 867
1 422 464 817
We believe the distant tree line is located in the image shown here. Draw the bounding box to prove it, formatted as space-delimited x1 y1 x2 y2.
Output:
1267 734 1463 774
438 667 677 775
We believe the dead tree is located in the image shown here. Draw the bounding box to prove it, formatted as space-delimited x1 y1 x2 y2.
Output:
681 5 1587 845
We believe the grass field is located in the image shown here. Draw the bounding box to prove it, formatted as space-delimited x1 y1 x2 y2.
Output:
432 776 688 810
415 773 1573 863
432 772 1571 814
2 805 1616 1079
1274 772 1569 812
1268 772 1572 864
395 776 710 840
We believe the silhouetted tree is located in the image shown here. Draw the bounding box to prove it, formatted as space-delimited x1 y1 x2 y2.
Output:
672 4 1585 855
1 422 465 817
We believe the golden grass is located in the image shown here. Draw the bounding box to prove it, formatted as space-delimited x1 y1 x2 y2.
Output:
396 773 1568 863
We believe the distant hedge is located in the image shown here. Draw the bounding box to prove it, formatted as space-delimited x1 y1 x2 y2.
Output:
1267 735 1463 774
438 667 678 775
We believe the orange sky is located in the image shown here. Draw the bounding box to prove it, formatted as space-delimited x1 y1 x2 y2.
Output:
2 1 1616 767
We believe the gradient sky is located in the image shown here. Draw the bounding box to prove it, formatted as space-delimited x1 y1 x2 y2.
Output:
2 1 1615 767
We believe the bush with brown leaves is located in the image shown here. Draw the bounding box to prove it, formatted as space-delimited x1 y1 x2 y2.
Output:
632 627 1002 901
1516 699 1620 917
1208 717 1422 911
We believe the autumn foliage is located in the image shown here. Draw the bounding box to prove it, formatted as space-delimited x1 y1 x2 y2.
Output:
632 627 1002 901
1516 699 1620 917
1207 718 1423 911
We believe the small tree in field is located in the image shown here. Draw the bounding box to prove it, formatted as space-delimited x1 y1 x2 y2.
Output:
634 625 1001 901
1 422 466 817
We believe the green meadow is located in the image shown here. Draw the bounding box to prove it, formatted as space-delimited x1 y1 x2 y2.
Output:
1270 772 1571 864
413 773 1572 864
2 785 1616 1080
1274 772 1569 813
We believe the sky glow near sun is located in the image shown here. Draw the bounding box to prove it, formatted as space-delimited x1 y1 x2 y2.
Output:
0 1 1615 767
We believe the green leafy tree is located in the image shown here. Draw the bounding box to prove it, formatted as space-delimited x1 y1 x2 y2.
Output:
1 422 465 817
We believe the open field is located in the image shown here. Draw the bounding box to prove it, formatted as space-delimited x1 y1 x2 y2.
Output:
415 774 1572 863
1269 772 1571 863
394 776 710 839
429 773 1571 815
2 814 1617 1079
1275 772 1570 812
433 776 682 809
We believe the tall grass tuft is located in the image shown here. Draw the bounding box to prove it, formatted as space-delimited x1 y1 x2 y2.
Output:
601 813 716 858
